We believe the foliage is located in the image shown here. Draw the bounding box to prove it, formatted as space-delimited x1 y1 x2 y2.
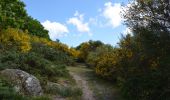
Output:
0 28 80 98
1 0 170 99
31 42 75 65
86 44 113 68
23 16 50 39
0 27 78 63
31 36 79 59
118 0 170 99
95 49 118 81
117 29 170 100
123 0 170 33
0 0 27 29
0 0 81 99
0 28 77 88
0 47 69 82
0 28 31 52
76 40 103 62
78 1 170 100
0 0 50 39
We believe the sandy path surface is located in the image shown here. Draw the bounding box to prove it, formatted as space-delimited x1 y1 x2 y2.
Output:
70 72 95 100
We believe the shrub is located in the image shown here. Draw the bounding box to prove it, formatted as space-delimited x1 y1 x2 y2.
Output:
86 44 113 68
45 82 82 97
31 42 74 65
95 51 118 81
76 40 104 62
0 28 31 52
0 48 69 83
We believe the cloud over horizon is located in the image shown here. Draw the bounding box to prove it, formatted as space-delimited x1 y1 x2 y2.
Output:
67 11 90 33
42 20 69 41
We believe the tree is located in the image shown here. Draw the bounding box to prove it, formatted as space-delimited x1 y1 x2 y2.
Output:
76 40 104 62
0 0 27 29
123 0 170 33
119 0 170 99
0 0 50 39
23 16 50 39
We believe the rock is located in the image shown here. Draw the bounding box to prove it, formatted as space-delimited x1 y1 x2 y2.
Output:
0 69 43 96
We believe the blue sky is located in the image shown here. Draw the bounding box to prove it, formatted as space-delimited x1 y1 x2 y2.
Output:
22 0 130 47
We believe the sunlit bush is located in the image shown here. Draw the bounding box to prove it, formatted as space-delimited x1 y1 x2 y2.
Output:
0 28 31 52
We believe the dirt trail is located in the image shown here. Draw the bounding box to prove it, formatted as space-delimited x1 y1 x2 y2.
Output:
70 72 95 100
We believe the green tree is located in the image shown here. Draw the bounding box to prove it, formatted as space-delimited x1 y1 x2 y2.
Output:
23 16 50 39
76 40 103 62
123 0 170 33
0 0 50 39
119 0 170 99
0 0 27 29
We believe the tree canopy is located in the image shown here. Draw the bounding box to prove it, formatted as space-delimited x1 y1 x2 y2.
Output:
0 0 50 39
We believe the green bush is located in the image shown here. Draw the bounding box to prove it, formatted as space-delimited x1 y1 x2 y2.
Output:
0 45 69 83
31 43 74 65
76 40 104 62
86 44 114 68
116 33 170 100
0 50 20 70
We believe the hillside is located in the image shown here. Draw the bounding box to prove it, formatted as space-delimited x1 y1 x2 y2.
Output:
0 0 170 100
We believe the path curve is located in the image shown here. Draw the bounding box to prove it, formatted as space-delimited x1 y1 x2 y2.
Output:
70 72 95 100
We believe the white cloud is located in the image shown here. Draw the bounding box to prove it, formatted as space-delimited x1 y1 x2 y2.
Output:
67 11 90 33
42 20 69 40
102 2 123 28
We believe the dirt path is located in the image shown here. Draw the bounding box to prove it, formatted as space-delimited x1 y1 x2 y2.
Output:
68 66 122 100
70 72 95 100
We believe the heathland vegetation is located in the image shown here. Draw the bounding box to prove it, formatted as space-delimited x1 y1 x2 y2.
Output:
0 0 169 100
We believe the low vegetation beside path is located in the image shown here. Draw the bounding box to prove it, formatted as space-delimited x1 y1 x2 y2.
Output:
68 65 123 100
